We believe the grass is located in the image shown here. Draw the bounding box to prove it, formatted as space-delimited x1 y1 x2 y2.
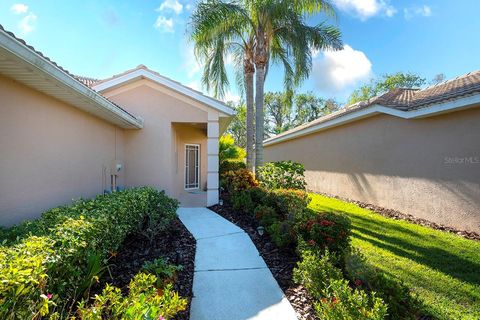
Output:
308 193 480 320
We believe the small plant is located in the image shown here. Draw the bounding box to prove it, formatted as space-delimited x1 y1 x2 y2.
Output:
220 160 246 176
257 161 306 190
76 272 186 320
254 205 278 226
221 169 258 194
296 209 351 255
231 191 255 214
267 220 297 248
142 258 183 287
270 189 310 219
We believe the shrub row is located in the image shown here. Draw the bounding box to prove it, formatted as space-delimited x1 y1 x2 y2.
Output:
256 160 307 190
0 187 179 319
221 167 388 319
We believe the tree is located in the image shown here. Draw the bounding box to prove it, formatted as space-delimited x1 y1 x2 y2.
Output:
226 102 247 148
347 72 426 105
219 134 246 164
264 91 294 135
249 0 342 173
189 0 255 170
294 93 339 126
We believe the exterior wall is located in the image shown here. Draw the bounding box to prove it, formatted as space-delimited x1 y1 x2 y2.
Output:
101 79 218 205
0 75 124 226
264 107 480 233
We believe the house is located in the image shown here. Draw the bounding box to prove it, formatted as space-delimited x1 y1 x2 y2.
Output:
0 25 234 226
264 72 480 233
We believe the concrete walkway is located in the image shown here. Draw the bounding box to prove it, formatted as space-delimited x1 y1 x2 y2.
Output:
178 207 298 320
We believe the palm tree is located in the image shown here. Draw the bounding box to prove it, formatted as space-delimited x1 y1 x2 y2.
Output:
190 0 342 174
189 1 256 170
247 0 343 172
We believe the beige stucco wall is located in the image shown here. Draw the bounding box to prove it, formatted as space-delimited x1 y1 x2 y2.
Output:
0 75 124 226
264 107 480 233
101 79 211 205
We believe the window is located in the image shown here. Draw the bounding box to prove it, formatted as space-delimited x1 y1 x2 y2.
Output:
185 144 200 189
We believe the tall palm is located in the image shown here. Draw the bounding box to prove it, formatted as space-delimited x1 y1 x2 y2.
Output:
189 1 256 170
247 0 343 172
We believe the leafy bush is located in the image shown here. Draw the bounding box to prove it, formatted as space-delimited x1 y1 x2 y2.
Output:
219 134 246 164
76 273 186 320
221 169 258 194
257 161 306 190
142 258 183 288
296 209 351 255
254 205 279 226
345 249 421 319
0 187 178 319
267 220 297 248
294 248 387 320
219 160 246 176
314 279 388 320
270 189 310 219
231 191 255 213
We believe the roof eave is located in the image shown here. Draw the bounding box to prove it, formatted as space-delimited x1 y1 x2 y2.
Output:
92 68 236 117
0 28 143 129
264 93 480 146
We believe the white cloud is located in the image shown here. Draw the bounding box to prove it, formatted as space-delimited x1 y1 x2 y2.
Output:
10 3 28 14
404 5 432 20
332 0 396 20
182 41 202 78
312 45 372 94
157 0 183 14
187 80 201 91
19 12 37 34
154 16 174 33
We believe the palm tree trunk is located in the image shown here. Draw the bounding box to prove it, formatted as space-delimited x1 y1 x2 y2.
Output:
245 66 255 171
255 65 266 174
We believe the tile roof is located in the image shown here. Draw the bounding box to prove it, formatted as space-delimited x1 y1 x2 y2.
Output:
74 75 100 88
265 70 480 143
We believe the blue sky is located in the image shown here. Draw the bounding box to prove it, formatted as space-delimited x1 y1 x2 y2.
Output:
1 0 479 104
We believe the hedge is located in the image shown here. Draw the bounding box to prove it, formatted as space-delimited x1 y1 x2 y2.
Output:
0 187 178 319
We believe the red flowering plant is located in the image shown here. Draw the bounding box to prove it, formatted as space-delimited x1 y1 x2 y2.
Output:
296 209 351 255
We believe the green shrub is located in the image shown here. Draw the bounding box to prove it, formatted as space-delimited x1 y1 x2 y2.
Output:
267 220 297 248
294 248 387 320
76 272 186 320
270 189 310 219
219 160 246 176
231 191 255 214
314 279 388 320
142 258 183 287
345 249 421 319
296 209 351 255
257 161 306 190
221 169 258 194
254 205 279 226
219 134 246 164
0 187 179 319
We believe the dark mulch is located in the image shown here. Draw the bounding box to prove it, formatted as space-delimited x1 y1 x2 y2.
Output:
314 191 480 241
210 199 318 320
91 218 196 320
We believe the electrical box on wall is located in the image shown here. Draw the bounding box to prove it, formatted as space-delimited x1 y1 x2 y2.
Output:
110 160 123 175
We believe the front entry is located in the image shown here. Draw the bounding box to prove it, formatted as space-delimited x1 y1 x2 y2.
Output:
185 144 200 190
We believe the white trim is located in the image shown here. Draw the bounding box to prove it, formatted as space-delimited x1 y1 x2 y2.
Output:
0 28 143 129
184 143 200 190
264 93 480 146
93 68 235 116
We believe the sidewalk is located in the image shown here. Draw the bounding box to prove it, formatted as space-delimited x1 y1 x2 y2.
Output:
178 207 297 320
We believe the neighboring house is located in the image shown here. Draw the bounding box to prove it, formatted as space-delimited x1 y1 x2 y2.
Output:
264 71 480 233
0 25 234 226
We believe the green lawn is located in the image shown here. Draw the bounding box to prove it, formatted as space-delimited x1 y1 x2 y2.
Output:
308 193 480 320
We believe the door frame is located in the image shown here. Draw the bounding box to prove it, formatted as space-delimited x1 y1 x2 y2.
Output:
184 143 200 190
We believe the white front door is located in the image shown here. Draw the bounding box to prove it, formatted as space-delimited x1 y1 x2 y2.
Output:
185 144 200 190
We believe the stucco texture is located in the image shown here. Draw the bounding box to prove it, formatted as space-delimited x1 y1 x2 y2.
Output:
0 75 124 225
264 107 480 233
101 79 213 206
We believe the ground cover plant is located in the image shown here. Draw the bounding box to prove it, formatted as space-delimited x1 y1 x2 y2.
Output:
308 193 480 319
0 187 189 320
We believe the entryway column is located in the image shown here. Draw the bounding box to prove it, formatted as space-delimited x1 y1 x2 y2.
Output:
207 112 219 206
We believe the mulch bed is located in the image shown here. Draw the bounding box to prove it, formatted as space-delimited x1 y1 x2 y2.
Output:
314 191 480 241
91 217 196 320
210 199 318 320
